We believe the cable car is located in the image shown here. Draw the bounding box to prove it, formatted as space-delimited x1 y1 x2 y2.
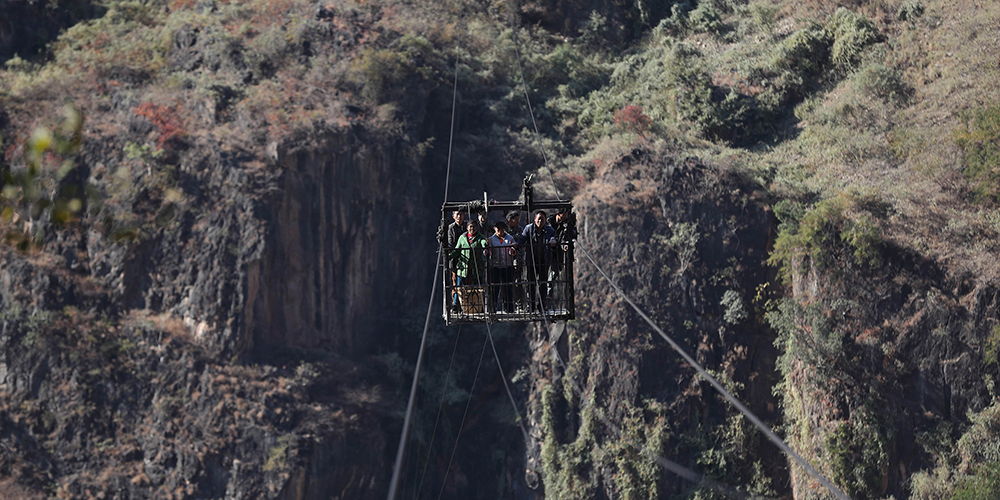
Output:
438 175 576 325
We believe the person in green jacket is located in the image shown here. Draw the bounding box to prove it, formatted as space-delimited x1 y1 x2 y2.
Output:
451 220 488 313
452 220 488 284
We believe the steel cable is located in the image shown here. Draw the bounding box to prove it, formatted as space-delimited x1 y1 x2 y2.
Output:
436 334 490 500
576 241 851 500
414 325 464 499
387 56 462 500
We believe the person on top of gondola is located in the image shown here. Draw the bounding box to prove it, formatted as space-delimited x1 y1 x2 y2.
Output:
514 210 557 312
506 211 522 240
451 219 489 313
478 210 489 234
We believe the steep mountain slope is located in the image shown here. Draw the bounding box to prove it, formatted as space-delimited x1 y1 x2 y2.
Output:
1 0 1000 499
0 0 451 497
525 147 783 499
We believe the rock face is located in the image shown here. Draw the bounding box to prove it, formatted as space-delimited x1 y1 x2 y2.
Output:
0 301 390 499
516 144 1000 500
249 131 431 355
524 148 785 499
775 228 997 499
70 127 434 360
0 114 438 497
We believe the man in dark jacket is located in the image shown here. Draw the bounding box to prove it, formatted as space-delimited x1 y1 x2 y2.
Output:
515 210 556 312
546 208 577 310
506 210 524 309
447 210 466 312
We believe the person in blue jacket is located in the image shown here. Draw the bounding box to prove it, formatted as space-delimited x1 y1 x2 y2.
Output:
514 210 556 312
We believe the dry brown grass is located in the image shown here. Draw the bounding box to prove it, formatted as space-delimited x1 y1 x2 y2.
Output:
736 0 1000 279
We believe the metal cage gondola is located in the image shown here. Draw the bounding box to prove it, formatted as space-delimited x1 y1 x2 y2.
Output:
439 176 576 325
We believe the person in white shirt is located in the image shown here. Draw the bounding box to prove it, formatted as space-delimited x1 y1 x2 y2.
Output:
488 221 516 313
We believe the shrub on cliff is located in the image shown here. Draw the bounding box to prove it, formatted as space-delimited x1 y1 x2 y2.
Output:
853 62 912 107
769 194 883 282
687 0 726 36
348 35 446 106
954 462 1000 500
954 104 1000 201
827 8 882 73
665 43 738 141
825 406 892 500
767 23 831 96
897 0 925 22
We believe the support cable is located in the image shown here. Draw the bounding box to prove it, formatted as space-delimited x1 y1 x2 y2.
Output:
460 201 529 443
504 0 561 201
437 334 491 500
443 58 459 205
414 325 464 499
387 55 463 500
485 322 530 441
502 5 839 497
576 241 850 500
387 251 442 500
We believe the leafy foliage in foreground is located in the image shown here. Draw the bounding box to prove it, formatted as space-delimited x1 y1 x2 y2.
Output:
0 105 86 249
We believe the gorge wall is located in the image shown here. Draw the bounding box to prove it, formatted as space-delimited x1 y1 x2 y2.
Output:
0 108 441 497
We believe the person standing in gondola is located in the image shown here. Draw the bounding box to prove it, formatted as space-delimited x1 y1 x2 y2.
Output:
452 220 489 313
515 210 556 312
488 221 516 314
477 210 490 236
547 208 577 309
506 210 525 310
447 210 467 312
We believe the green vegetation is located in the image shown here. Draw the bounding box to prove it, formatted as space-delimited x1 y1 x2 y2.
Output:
825 407 892 499
827 8 882 73
0 105 85 249
910 401 1000 500
985 325 1000 366
953 461 1000 500
954 104 1000 201
2 0 1000 497
769 194 883 282
263 433 297 472
720 290 747 325
539 383 668 499
658 221 701 277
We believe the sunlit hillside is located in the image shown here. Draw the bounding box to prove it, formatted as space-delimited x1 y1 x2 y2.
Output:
1 0 999 498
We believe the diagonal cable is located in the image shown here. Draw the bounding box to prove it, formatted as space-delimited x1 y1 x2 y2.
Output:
387 250 442 499
414 324 464 499
549 339 770 500
437 334 490 500
576 241 850 500
387 54 463 500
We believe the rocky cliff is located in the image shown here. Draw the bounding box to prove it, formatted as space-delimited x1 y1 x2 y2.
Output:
522 146 785 499
0 4 447 488
2 0 1000 499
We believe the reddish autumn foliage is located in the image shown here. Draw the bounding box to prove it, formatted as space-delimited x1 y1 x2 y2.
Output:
133 102 185 149
613 104 652 138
